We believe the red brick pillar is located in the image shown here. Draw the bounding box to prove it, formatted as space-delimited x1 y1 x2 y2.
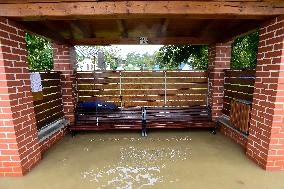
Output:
0 18 41 176
208 42 232 121
52 43 77 124
247 16 284 171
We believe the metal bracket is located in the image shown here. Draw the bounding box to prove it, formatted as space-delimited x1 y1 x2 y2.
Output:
141 107 147 137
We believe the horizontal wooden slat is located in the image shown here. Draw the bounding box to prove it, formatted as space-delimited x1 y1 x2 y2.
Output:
78 77 207 84
223 91 253 101
122 100 206 107
78 94 206 102
78 88 207 96
78 78 120 84
34 98 63 113
42 86 62 95
77 71 208 78
166 71 208 77
40 72 61 80
224 70 255 77
77 72 120 78
33 93 62 106
78 83 208 90
225 78 255 85
41 79 60 87
35 105 63 121
224 84 254 94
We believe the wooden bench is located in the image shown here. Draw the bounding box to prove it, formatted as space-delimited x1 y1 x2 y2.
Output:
71 70 215 135
70 105 215 135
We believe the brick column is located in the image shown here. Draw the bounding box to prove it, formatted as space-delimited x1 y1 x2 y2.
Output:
52 43 77 124
0 17 41 176
208 42 232 121
247 16 284 171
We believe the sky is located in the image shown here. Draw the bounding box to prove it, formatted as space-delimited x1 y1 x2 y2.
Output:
108 45 163 58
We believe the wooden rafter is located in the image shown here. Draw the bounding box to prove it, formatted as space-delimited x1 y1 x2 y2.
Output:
22 22 67 43
0 1 283 20
157 18 169 37
116 19 128 38
69 37 214 45
219 21 260 42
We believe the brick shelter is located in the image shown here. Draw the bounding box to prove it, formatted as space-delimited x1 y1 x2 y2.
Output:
0 0 283 176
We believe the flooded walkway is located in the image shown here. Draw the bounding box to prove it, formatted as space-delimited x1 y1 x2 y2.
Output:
1 130 284 189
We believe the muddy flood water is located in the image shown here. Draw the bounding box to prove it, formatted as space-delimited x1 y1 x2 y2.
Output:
1 130 284 189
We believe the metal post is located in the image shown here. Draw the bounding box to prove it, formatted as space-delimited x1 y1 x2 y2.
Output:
141 107 147 137
164 71 167 106
119 71 122 108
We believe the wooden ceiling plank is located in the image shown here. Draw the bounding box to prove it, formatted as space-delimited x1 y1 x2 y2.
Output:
0 1 283 20
0 0 282 4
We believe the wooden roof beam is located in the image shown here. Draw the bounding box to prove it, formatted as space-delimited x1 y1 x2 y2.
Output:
0 1 283 20
21 22 67 44
69 37 214 45
219 21 261 43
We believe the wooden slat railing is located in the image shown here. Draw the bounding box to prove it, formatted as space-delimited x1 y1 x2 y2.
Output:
222 69 255 135
222 69 255 117
32 71 64 130
76 70 208 107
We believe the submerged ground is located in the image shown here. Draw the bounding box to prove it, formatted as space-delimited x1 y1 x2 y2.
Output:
1 130 284 189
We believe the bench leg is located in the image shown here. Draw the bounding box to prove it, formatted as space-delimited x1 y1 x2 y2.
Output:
211 122 219 135
142 130 147 137
71 131 76 137
142 120 147 137
211 128 217 135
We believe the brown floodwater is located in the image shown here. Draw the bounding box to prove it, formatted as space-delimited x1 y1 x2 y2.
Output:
1 130 284 189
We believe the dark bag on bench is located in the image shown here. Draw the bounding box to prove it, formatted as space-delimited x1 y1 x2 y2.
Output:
79 100 118 111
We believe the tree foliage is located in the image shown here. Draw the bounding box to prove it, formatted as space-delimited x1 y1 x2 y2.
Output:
25 32 259 71
231 32 259 69
155 32 259 70
155 45 208 70
76 45 120 70
124 52 156 70
25 33 53 71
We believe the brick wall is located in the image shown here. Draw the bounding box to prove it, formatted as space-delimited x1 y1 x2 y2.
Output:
220 124 248 149
208 42 232 121
52 43 77 124
247 16 284 171
0 17 41 176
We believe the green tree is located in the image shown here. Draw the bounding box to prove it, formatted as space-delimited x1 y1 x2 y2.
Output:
231 32 259 69
155 32 258 70
76 45 121 70
155 45 208 70
124 52 156 70
25 33 53 70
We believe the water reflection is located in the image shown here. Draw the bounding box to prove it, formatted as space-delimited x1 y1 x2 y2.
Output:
120 146 191 164
81 136 192 188
82 165 163 189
